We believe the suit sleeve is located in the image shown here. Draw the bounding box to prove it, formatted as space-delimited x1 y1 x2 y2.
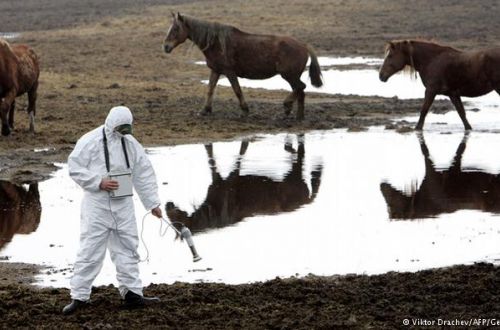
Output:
129 138 161 211
68 139 102 192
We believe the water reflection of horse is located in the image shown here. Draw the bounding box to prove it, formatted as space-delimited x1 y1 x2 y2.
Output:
0 181 41 250
166 135 323 232
381 133 500 219
379 39 500 130
0 38 40 136
163 13 323 120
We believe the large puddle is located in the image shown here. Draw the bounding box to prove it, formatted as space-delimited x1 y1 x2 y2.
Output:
2 57 500 288
2 130 500 287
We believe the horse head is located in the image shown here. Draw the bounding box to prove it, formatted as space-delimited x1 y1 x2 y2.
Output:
163 12 189 54
379 41 411 82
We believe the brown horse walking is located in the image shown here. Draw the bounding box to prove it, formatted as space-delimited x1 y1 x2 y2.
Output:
0 38 40 136
163 13 323 120
379 39 500 130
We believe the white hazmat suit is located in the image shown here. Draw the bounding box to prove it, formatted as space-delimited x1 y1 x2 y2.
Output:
68 106 160 301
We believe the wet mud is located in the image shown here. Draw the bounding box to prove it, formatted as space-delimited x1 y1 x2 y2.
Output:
1 263 500 328
2 0 500 328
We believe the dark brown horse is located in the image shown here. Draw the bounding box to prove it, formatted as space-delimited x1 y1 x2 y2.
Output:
380 132 500 219
166 136 323 232
0 181 41 250
163 13 323 120
0 38 40 136
379 39 500 130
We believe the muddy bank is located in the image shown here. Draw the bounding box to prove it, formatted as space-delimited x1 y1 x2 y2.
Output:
0 263 499 328
0 262 42 286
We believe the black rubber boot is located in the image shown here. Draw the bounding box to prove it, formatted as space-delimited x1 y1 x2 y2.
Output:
124 291 160 309
62 299 89 315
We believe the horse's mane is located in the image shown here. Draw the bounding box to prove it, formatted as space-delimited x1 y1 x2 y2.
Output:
0 38 13 51
183 16 235 54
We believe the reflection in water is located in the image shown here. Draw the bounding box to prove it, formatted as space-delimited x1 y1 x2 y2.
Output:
0 181 41 250
381 132 500 219
166 135 323 232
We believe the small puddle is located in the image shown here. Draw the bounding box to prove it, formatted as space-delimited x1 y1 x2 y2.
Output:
0 32 21 40
2 130 500 287
202 56 425 99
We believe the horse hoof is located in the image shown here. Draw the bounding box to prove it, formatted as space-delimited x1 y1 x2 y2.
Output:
283 103 293 115
1 126 11 136
198 109 212 116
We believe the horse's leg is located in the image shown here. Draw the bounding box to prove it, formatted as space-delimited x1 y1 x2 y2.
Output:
296 86 306 120
449 95 472 130
289 80 306 120
450 131 470 173
27 82 38 133
1 89 17 136
204 143 221 182
234 140 249 175
415 89 436 130
8 100 15 129
226 73 249 116
283 76 306 120
0 105 9 136
239 140 249 156
200 70 220 116
283 91 297 116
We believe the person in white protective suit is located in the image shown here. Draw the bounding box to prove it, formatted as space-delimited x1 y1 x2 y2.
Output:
63 106 163 315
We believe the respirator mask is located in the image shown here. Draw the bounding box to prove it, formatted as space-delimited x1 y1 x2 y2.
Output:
115 124 133 136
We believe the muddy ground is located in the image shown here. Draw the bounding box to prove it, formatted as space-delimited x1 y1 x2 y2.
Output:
2 263 500 329
2 0 500 328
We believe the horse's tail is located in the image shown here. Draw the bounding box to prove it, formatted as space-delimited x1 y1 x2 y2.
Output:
307 46 323 88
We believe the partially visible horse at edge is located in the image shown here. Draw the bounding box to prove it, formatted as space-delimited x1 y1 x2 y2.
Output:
0 181 41 250
163 13 323 120
0 38 40 136
379 39 500 130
